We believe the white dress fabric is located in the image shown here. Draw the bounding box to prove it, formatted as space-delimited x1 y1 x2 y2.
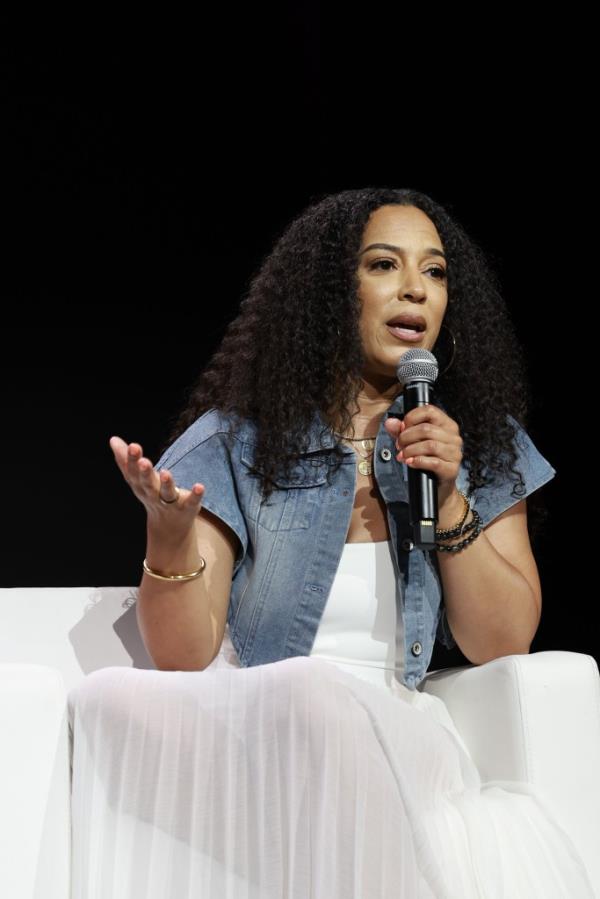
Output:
67 540 594 898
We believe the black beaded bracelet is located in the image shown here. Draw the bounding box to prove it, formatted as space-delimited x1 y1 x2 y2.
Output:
435 507 483 552
437 515 479 540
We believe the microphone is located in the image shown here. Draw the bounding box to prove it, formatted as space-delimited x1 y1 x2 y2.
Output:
395 348 439 550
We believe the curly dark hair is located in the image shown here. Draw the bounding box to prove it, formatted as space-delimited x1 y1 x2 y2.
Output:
158 186 552 548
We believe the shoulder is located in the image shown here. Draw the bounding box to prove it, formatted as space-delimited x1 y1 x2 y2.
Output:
155 409 256 471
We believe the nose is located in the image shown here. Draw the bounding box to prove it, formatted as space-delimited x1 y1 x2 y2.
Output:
403 287 426 301
400 279 426 301
398 264 427 301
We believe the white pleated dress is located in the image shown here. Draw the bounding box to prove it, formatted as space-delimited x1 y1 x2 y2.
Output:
67 540 594 898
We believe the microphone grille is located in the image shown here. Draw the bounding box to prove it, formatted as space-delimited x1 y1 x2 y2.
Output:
396 348 439 384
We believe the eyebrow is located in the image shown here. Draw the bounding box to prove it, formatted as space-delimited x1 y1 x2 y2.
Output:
359 242 446 261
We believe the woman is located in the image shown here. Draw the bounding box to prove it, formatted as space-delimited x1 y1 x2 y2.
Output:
69 188 593 897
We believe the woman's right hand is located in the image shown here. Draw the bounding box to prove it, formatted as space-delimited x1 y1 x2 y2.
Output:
109 436 205 535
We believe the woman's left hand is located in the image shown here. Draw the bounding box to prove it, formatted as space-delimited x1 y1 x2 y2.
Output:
383 403 464 506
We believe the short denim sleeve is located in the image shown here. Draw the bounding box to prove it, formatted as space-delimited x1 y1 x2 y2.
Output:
153 412 249 579
471 414 557 528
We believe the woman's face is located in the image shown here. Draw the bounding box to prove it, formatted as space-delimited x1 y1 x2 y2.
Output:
356 204 448 384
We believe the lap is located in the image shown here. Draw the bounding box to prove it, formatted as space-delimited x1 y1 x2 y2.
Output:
68 656 468 805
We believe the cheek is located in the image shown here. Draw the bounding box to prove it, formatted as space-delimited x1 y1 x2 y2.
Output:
358 315 378 345
358 297 381 332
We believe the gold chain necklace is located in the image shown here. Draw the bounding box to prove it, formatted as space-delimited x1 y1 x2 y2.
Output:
333 431 377 476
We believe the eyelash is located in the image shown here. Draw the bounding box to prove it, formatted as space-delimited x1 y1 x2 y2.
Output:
369 260 447 279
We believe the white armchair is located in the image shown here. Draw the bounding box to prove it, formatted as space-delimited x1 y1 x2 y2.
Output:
1 586 599 898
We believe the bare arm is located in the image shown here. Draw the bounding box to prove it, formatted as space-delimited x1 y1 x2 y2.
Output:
436 491 541 665
138 508 239 671
110 435 240 672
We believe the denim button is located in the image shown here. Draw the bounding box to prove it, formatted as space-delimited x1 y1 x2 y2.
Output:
401 537 414 551
380 447 392 461
411 641 423 656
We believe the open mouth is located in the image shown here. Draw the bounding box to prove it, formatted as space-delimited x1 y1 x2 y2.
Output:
385 314 426 332
385 314 427 341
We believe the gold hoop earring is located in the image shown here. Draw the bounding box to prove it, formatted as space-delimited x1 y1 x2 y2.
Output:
434 323 456 376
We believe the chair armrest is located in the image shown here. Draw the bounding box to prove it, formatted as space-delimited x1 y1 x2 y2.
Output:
420 650 600 896
0 664 71 899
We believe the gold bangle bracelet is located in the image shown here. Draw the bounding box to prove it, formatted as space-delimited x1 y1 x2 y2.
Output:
435 490 471 539
142 557 206 581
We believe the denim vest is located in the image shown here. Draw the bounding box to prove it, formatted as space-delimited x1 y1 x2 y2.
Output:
153 395 556 690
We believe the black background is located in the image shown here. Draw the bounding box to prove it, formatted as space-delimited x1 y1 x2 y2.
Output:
2 17 592 672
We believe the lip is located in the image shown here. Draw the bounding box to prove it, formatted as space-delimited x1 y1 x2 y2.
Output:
386 324 426 343
386 312 427 331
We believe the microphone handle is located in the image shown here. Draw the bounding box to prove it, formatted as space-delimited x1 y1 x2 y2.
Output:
403 380 438 550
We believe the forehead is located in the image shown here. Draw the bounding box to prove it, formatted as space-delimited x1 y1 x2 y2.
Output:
362 204 441 246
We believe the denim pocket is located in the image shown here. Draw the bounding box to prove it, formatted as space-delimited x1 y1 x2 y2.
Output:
240 442 329 531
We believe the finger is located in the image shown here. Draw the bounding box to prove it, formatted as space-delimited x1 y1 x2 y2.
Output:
157 468 180 503
127 444 162 492
111 437 158 493
398 423 456 451
406 409 460 437
109 437 145 478
137 456 154 477
133 455 163 505
402 406 431 428
384 418 402 436
109 435 128 461
126 442 144 475
185 482 206 506
403 453 450 471
109 436 136 479
397 427 442 453
158 469 205 506
397 437 457 462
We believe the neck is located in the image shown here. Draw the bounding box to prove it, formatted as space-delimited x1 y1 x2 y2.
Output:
329 372 402 440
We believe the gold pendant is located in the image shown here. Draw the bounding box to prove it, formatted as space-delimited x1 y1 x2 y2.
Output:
358 459 372 476
360 438 375 451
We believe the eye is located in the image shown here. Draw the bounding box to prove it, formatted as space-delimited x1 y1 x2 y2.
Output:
368 260 447 279
428 266 447 280
369 259 396 271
